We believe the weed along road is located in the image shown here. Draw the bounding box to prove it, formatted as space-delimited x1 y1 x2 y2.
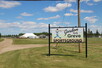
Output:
0 38 48 54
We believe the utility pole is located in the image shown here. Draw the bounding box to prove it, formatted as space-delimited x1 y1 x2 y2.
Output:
78 0 82 53
78 0 81 26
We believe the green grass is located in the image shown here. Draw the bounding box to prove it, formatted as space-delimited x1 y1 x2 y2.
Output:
0 38 4 42
13 38 102 44
88 38 102 44
13 38 48 44
0 38 102 68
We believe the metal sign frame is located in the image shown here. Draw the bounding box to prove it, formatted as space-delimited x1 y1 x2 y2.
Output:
48 23 88 58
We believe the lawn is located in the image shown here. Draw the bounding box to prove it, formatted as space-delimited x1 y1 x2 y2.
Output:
0 38 4 42
13 38 48 44
13 38 102 44
0 38 102 68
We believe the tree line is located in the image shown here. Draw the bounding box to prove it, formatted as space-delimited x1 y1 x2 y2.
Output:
0 30 102 38
0 32 50 38
86 29 102 37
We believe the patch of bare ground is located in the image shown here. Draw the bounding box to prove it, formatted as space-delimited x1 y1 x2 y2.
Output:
0 38 48 54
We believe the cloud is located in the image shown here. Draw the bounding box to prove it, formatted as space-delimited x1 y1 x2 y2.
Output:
16 16 23 19
64 22 70 25
51 21 70 27
90 25 97 28
0 20 69 29
16 12 33 19
53 22 62 24
64 0 90 2
93 0 102 2
64 0 102 2
0 20 6 23
81 0 90 2
64 0 76 2
37 15 60 20
0 21 48 29
89 25 102 33
84 16 98 23
70 9 77 13
44 3 72 12
0 1 21 8
0 20 71 34
64 13 77 16
0 22 19 28
0 20 49 34
50 22 61 27
70 9 94 13
81 10 94 13
20 12 33 16
86 3 94 6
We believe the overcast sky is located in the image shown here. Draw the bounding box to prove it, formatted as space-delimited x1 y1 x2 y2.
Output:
0 0 102 35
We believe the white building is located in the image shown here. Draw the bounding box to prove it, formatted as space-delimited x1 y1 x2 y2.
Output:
19 33 39 39
39 34 48 38
99 36 102 38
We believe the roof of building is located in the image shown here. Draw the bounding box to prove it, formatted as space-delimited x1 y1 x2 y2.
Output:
21 33 37 37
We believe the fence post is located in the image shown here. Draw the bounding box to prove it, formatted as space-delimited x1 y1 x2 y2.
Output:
85 23 88 58
48 24 51 56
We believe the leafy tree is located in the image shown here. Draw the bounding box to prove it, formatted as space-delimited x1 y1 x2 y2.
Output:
34 32 51 36
95 30 100 37
0 33 1 38
96 30 100 35
19 33 24 36
87 29 93 37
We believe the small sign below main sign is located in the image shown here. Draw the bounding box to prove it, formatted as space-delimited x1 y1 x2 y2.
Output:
51 28 84 43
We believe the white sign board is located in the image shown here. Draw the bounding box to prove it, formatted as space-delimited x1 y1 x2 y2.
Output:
51 28 84 43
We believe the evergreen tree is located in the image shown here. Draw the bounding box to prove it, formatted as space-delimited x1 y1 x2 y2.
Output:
95 30 100 37
0 33 1 38
87 29 93 37
88 29 91 34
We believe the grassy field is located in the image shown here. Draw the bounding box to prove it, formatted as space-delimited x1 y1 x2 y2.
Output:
13 38 48 44
0 38 4 42
13 38 102 44
0 38 102 68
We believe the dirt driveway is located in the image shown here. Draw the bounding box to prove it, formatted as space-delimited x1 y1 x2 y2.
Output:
0 38 48 54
